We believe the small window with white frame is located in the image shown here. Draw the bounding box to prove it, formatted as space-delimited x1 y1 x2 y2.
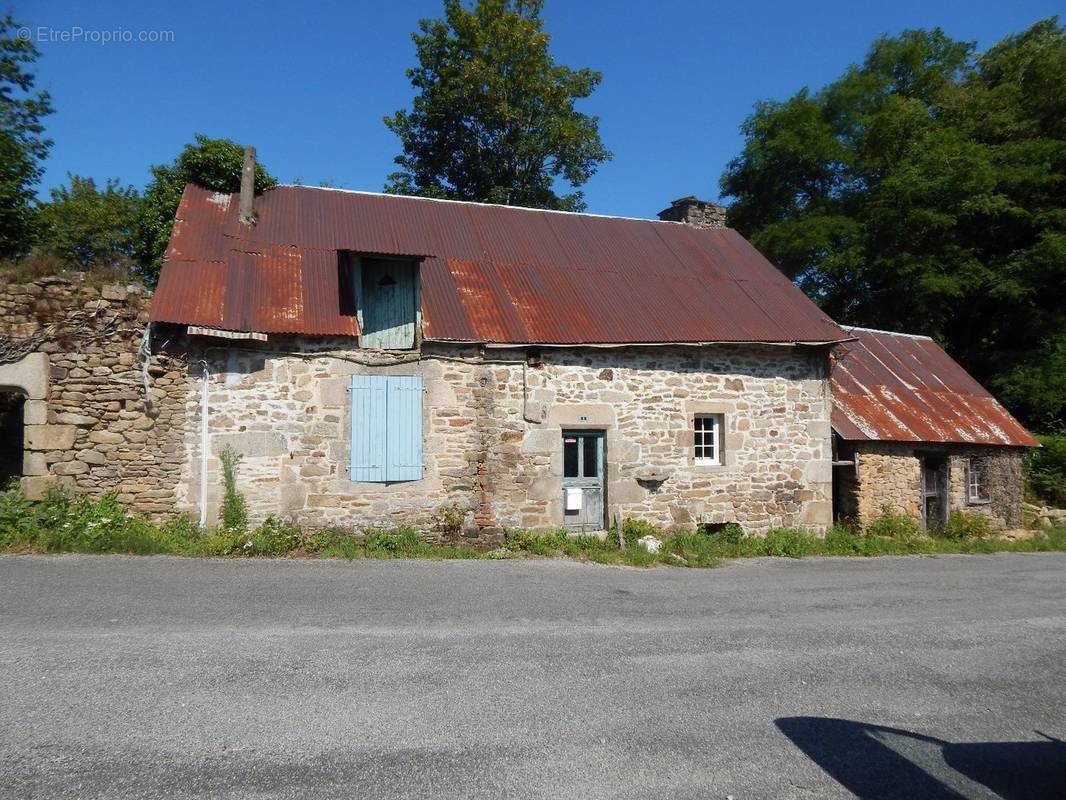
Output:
967 458 989 504
694 414 723 465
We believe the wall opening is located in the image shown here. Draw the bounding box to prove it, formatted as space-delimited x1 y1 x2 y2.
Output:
0 390 25 484
831 436 859 524
920 453 949 529
340 253 422 350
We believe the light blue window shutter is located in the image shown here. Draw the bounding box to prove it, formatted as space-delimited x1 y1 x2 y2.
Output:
385 375 424 481
350 375 388 482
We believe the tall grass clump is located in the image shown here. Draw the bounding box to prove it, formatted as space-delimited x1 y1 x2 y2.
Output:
217 445 248 532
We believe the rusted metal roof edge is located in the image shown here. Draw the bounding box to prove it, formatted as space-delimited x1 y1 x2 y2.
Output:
831 424 1036 448
465 338 853 348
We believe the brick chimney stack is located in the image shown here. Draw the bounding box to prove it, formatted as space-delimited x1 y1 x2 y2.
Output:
657 196 727 229
239 146 256 225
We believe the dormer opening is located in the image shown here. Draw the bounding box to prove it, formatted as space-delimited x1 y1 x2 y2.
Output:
340 253 421 350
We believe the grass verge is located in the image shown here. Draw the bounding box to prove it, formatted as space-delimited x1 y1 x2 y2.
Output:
1 486 1064 567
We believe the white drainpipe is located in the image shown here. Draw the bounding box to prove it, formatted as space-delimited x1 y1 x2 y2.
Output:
199 360 210 527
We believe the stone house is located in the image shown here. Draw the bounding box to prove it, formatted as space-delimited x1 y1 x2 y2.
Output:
830 326 1038 530
139 181 847 542
0 171 1034 542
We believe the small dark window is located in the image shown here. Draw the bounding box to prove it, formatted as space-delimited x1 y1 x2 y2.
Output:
582 435 599 478
563 437 579 478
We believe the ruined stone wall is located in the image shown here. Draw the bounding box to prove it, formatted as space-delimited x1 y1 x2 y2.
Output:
848 441 1026 530
175 340 834 539
0 277 187 512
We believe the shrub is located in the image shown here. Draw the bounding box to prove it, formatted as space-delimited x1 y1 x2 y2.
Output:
866 506 921 539
823 523 868 555
241 516 302 556
28 490 172 555
0 481 37 549
434 503 466 537
698 521 744 544
621 518 662 548
504 528 570 555
561 533 612 558
937 510 993 540
761 527 814 558
362 526 479 559
217 446 247 532
1027 434 1066 507
661 531 722 567
364 527 421 555
199 529 245 556
305 529 365 559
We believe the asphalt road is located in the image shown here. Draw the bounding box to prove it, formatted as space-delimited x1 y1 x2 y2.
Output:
1 553 1064 799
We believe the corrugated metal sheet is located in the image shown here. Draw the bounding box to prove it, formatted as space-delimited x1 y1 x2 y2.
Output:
150 183 845 343
831 326 1037 447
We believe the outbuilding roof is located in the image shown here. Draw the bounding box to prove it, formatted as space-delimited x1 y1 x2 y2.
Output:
830 326 1037 447
149 184 845 345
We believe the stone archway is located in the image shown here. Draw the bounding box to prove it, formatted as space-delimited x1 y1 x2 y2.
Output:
0 352 51 493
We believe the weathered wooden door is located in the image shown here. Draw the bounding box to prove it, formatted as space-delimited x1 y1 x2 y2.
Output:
360 258 417 349
562 430 605 532
921 455 948 529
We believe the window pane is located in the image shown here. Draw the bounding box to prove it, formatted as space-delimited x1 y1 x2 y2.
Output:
694 415 722 463
583 436 598 478
563 438 579 477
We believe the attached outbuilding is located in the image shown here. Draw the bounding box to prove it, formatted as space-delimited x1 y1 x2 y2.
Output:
830 326 1038 531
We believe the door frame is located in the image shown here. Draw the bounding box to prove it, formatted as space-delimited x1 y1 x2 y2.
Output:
919 451 949 530
561 428 607 532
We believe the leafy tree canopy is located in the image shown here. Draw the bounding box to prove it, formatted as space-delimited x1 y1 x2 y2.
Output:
0 14 54 257
721 18 1066 430
36 175 140 269
385 0 611 211
134 134 276 283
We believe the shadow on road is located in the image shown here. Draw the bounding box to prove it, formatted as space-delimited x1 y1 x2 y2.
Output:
776 716 1066 799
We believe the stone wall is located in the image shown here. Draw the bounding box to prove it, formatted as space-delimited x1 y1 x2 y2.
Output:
946 446 1025 529
842 440 1026 530
174 338 834 540
0 277 187 512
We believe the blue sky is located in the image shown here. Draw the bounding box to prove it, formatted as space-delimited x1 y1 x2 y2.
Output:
24 0 1063 218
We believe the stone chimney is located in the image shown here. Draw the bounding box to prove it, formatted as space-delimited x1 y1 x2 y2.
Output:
238 146 256 225
657 196 727 229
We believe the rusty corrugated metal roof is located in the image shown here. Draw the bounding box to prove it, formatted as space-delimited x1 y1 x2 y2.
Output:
150 183 846 344
831 326 1037 447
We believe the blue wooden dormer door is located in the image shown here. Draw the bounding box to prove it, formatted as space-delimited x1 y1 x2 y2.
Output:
360 258 417 349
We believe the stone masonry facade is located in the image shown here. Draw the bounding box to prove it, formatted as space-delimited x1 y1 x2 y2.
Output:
836 440 1025 530
0 277 187 512
174 338 834 542
1 276 1029 541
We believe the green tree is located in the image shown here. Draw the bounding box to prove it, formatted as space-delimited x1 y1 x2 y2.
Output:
721 19 1066 429
0 15 54 256
36 175 140 269
0 128 36 256
385 0 611 211
134 134 276 283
